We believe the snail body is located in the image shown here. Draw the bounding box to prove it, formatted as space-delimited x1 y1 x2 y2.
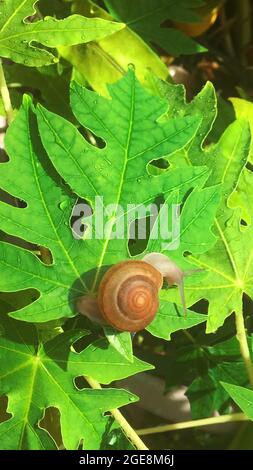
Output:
77 253 203 332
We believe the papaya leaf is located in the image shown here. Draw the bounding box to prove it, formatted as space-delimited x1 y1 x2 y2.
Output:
186 336 250 418
230 97 253 164
3 62 75 122
153 77 253 333
68 337 153 383
184 121 252 333
103 327 133 362
146 298 206 340
59 0 169 96
0 315 146 450
103 0 206 56
0 0 124 66
0 69 209 333
221 382 253 421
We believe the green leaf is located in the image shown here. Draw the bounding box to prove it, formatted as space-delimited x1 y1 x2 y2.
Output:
59 0 169 95
208 95 235 143
229 168 253 228
153 78 217 166
0 69 220 355
221 382 253 421
68 338 153 383
103 328 133 362
230 97 253 164
0 0 124 66
142 182 221 332
154 77 253 333
146 297 206 340
0 69 210 326
186 336 250 418
3 62 75 122
185 121 253 333
0 316 138 450
103 0 206 56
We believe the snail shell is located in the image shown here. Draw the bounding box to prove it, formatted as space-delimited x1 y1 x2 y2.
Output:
98 260 163 332
77 254 203 331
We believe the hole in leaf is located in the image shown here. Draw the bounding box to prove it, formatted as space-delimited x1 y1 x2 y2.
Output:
0 289 40 314
70 197 93 239
72 333 95 354
0 148 8 162
74 376 87 390
246 161 253 172
38 0 72 19
128 216 150 255
243 293 253 333
0 189 27 207
38 245 53 265
147 158 170 174
189 299 209 314
240 219 248 227
78 126 106 149
0 395 12 423
39 407 63 449
0 228 38 251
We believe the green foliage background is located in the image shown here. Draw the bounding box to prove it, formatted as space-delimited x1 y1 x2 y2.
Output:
1 0 253 451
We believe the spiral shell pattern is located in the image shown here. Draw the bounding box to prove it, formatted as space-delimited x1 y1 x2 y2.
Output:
98 260 163 332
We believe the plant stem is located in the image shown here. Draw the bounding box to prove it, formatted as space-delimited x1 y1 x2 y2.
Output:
0 59 14 125
235 311 253 389
136 412 248 436
85 376 148 450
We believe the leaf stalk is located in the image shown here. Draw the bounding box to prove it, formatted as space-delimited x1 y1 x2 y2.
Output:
85 376 148 450
136 412 248 436
235 311 253 389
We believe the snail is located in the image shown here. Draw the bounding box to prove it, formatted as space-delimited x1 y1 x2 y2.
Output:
77 253 203 332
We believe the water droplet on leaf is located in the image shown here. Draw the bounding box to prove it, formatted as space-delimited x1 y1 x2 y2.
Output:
59 200 68 211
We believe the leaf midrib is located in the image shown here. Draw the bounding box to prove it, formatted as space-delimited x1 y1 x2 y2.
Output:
0 25 121 43
90 71 136 292
0 0 28 35
18 358 39 449
125 1 177 28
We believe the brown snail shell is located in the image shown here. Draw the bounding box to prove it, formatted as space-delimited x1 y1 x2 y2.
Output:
98 260 163 332
77 254 204 331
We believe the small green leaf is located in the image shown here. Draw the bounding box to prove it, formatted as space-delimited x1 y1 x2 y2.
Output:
221 382 253 420
146 297 206 340
103 327 133 362
68 338 153 383
0 0 124 66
